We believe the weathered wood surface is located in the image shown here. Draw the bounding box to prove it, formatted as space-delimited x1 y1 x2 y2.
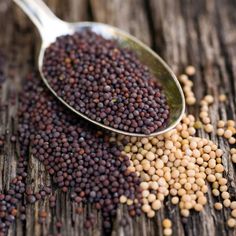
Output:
0 0 236 235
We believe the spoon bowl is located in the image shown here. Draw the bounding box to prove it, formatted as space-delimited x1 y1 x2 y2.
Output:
14 0 185 137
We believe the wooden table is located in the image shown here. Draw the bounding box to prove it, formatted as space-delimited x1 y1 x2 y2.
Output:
0 0 236 235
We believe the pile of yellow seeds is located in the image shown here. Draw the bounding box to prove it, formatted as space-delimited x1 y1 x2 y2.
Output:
118 66 236 233
122 114 228 217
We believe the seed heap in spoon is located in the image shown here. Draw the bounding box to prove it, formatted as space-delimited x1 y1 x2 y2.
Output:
42 30 169 135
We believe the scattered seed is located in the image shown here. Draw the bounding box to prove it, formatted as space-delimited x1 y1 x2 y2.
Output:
219 94 227 102
162 218 172 228
214 202 223 210
185 66 196 76
227 218 236 228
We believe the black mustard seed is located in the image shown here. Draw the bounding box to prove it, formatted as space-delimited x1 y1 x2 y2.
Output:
0 69 144 234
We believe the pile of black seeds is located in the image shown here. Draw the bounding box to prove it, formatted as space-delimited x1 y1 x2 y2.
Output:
0 156 27 236
0 169 53 235
0 73 142 235
43 30 170 135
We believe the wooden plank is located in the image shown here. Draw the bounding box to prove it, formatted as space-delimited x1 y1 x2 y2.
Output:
90 0 151 46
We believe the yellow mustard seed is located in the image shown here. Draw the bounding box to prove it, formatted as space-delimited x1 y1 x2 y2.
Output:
136 153 144 161
152 174 159 181
214 202 223 210
216 128 224 136
217 120 225 128
203 145 212 153
230 148 236 154
231 154 236 163
141 138 149 144
212 182 219 189
140 182 149 190
131 145 138 153
218 177 227 185
198 196 207 205
127 199 133 205
148 194 156 203
151 138 158 145
147 210 155 218
227 218 236 228
202 117 211 125
227 120 235 127
163 228 173 236
230 201 236 210
231 209 236 218
221 191 230 200
142 190 150 198
124 145 131 153
185 202 193 210
185 65 196 76
142 204 151 213
228 126 236 133
219 185 228 192
200 111 208 118
201 185 208 193
179 74 189 83
215 164 224 173
194 203 203 212
215 149 223 157
181 209 190 217
135 164 143 172
185 80 193 87
144 142 152 151
151 199 162 210
204 124 213 133
207 174 216 183
171 197 179 205
212 189 220 197
219 94 227 102
208 159 216 169
142 198 148 205
224 130 233 139
150 181 159 190
229 137 236 144
119 195 127 204
186 96 196 105
148 167 156 176
130 137 137 143
215 173 223 180
155 159 164 169
204 95 214 104
194 121 203 129
201 105 208 112
163 218 172 228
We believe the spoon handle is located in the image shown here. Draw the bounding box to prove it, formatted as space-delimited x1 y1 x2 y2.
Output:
13 0 64 43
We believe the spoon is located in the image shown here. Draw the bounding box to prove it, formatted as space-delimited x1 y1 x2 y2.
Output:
14 0 185 137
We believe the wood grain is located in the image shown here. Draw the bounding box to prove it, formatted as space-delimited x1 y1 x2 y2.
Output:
0 0 235 235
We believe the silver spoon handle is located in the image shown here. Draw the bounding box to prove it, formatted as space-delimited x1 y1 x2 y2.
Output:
13 0 65 43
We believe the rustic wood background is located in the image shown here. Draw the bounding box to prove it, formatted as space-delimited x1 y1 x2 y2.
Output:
0 0 236 235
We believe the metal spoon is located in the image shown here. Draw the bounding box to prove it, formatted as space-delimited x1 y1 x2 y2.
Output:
14 0 185 137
